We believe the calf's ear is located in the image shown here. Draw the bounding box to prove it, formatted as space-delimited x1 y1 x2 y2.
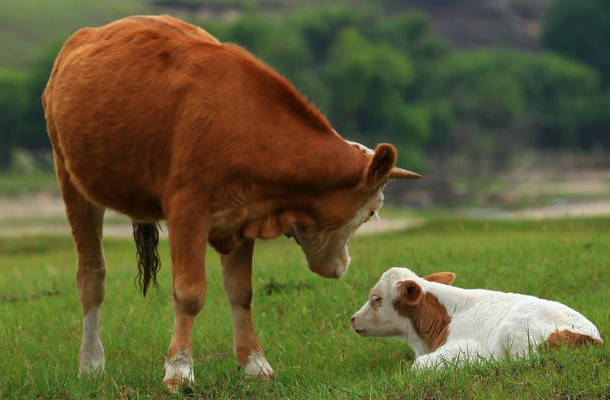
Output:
424 271 455 285
366 143 397 186
396 279 423 305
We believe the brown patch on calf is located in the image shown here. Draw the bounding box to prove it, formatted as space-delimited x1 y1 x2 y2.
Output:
424 272 455 285
545 329 602 348
396 280 423 305
394 280 451 352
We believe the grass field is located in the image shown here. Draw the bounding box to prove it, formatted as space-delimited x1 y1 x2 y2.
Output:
0 172 57 197
0 218 608 399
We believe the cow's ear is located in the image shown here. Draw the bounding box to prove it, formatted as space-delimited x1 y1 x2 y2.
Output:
366 143 397 185
396 279 423 305
424 271 455 285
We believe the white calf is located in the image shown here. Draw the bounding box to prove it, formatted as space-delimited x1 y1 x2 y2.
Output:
351 267 602 368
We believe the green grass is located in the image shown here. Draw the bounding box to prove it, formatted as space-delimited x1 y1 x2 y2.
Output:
0 171 58 196
0 218 608 399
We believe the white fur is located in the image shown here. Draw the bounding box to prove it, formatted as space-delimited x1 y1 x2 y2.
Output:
413 340 483 369
352 267 602 368
78 306 105 375
294 189 383 278
346 140 375 156
164 349 195 391
243 351 275 379
286 137 385 278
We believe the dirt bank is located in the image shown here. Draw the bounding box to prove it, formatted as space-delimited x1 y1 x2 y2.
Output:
1 192 609 238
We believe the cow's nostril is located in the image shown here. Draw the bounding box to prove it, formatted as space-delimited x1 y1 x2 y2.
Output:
350 316 355 323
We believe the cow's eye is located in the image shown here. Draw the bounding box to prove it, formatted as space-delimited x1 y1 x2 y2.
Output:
371 295 382 307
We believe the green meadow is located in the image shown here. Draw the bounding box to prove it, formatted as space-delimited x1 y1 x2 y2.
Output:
0 218 608 399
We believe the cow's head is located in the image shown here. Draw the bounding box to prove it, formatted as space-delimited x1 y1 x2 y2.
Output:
287 143 420 278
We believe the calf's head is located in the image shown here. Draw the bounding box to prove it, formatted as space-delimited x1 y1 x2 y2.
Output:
288 144 420 278
350 267 455 338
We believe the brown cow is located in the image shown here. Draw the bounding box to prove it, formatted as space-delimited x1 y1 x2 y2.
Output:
42 15 420 391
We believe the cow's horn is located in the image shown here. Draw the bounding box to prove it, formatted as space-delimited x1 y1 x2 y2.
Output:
389 167 421 180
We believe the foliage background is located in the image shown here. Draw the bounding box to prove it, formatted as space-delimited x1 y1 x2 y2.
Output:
0 0 609 203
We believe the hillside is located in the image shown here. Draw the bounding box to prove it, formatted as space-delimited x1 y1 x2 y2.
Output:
404 0 550 49
0 0 551 67
155 0 550 49
0 0 154 67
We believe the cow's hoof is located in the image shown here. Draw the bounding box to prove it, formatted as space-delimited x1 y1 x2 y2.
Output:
164 349 195 393
243 351 275 379
78 342 105 376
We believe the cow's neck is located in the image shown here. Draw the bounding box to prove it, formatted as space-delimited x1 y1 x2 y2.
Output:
211 65 369 190
253 124 368 190
209 182 358 254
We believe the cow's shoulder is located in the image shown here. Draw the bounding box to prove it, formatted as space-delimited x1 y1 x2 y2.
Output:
146 15 220 44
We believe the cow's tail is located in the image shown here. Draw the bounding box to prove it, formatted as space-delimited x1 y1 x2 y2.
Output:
132 221 161 297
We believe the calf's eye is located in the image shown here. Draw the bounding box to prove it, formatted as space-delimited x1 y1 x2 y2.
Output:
371 295 382 307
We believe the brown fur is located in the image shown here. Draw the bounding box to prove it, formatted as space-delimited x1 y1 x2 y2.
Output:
221 240 266 368
545 329 602 348
424 272 455 285
394 281 451 352
43 15 417 385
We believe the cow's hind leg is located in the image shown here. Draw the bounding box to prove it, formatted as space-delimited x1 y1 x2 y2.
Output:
221 239 274 379
163 195 210 392
55 154 106 375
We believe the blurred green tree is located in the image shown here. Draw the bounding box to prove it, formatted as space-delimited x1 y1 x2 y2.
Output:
13 42 62 159
1 5 608 173
324 28 414 137
543 0 610 81
0 67 26 168
438 49 602 150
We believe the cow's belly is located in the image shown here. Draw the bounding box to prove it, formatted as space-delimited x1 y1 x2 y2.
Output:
52 124 171 222
67 158 165 221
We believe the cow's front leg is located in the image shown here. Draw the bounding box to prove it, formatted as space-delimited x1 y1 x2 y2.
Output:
163 200 210 392
413 340 483 369
221 239 275 379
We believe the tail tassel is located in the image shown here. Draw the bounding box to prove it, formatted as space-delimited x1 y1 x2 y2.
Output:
132 221 161 296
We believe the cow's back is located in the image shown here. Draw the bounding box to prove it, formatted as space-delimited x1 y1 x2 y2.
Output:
43 16 220 219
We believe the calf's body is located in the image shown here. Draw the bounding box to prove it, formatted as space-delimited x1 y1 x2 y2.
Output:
42 15 419 391
352 268 602 368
